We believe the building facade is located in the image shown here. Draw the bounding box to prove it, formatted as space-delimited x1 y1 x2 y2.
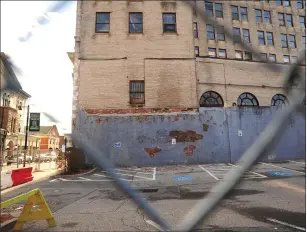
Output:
0 52 41 162
71 0 306 125
29 125 60 153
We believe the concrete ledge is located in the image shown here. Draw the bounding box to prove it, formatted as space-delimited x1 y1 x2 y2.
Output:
54 167 98 178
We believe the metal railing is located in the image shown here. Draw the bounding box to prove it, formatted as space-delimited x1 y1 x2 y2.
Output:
72 1 306 231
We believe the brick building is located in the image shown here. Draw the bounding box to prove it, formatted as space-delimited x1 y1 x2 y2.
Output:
70 0 306 125
29 125 60 153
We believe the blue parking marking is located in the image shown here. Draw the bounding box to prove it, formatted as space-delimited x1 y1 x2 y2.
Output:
267 171 292 176
174 176 192 181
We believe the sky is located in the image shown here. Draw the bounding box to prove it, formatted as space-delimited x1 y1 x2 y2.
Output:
1 1 77 135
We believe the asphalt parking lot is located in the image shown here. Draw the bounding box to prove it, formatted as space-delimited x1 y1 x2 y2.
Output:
1 160 305 231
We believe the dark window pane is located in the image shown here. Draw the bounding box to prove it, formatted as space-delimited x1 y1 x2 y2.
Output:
264 11 271 24
269 54 276 62
278 13 285 26
283 0 290 6
242 29 250 42
130 81 145 104
256 10 262 23
260 53 267 61
193 22 198 38
215 3 223 17
96 13 110 23
281 33 288 47
129 24 142 33
208 48 216 57
286 14 293 27
218 49 226 58
205 1 214 16
244 52 252 60
258 31 265 45
283 55 290 63
289 35 296 48
300 16 305 28
195 46 199 57
129 13 142 23
96 23 110 32
276 0 282 5
241 7 248 21
163 13 176 23
266 32 274 45
216 25 225 40
297 0 304 8
232 6 239 20
163 24 176 32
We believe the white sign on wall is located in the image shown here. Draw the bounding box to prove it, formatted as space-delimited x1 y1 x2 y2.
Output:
62 144 65 152
172 138 176 145
238 130 243 137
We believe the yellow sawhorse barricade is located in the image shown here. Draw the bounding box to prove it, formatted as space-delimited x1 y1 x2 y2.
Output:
0 188 56 231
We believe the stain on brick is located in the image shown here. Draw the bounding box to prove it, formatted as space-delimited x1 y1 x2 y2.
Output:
184 145 196 156
169 130 203 142
144 147 161 157
95 118 102 124
203 124 209 132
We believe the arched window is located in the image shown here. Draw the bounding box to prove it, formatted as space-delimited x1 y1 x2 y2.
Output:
271 94 288 106
199 91 224 107
237 92 259 106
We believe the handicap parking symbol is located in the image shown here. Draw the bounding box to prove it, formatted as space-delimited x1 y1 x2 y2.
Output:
267 171 292 176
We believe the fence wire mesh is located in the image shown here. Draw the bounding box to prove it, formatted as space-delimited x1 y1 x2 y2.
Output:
72 1 306 231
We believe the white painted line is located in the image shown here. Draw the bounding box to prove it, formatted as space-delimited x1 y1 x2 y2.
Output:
259 162 306 174
228 163 267 178
49 179 59 182
101 169 153 175
199 165 219 180
78 177 92 180
94 173 112 178
267 218 306 231
145 219 163 231
95 173 153 181
153 167 156 180
289 160 306 165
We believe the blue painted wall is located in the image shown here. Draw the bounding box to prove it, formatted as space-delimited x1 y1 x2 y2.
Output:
73 107 306 167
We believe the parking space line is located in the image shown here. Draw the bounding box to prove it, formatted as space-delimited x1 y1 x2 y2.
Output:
78 177 92 180
96 172 154 180
228 163 267 178
153 167 156 180
267 218 306 231
199 165 219 180
94 173 112 178
259 162 306 174
288 160 306 165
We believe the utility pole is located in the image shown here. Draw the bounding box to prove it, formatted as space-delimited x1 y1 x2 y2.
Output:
23 105 30 167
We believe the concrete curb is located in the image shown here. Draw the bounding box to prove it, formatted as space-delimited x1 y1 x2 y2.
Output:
0 218 17 232
54 167 98 178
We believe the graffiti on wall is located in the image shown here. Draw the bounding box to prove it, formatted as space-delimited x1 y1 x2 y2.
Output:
169 130 203 142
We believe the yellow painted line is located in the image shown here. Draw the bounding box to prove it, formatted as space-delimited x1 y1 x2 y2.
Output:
264 180 305 193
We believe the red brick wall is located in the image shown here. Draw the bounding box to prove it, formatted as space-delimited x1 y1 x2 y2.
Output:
40 137 49 150
0 106 18 133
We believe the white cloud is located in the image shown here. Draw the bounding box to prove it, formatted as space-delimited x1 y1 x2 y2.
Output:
1 1 77 135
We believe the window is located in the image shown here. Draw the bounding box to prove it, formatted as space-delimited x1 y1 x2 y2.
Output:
200 91 224 107
205 1 214 16
195 46 199 57
208 48 217 57
130 81 145 104
277 0 290 6
218 49 226 58
129 13 143 33
163 13 176 33
244 51 252 60
235 50 243 59
260 53 268 61
216 26 225 41
281 33 288 47
242 29 250 43
300 16 305 28
283 55 290 63
297 0 305 9
286 14 293 27
258 31 265 45
96 13 110 33
193 22 198 38
207 24 215 39
256 9 263 23
232 6 239 20
264 11 271 24
237 92 259 106
215 3 223 18
291 56 298 63
233 27 241 42
278 13 285 26
271 94 287 106
289 34 296 48
240 7 248 21
266 32 274 45
269 54 277 62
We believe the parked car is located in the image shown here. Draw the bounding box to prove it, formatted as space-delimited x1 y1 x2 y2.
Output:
39 153 56 162
18 155 33 163
7 157 18 165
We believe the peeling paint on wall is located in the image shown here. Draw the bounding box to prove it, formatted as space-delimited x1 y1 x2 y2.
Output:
169 130 203 142
184 145 196 156
144 147 161 157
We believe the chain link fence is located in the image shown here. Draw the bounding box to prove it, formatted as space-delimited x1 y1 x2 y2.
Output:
72 1 306 231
